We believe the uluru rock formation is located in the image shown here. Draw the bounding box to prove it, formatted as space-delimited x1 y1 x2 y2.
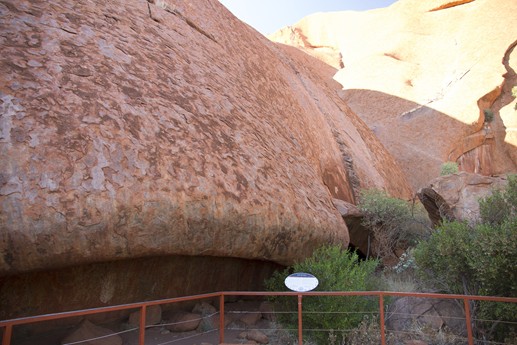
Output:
0 0 411 317
270 0 517 190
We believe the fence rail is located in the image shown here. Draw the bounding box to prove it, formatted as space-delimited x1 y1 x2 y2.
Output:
1 291 516 345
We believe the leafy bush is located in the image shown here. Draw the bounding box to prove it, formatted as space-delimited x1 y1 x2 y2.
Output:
264 245 380 345
358 189 430 260
480 174 517 226
414 175 517 341
440 161 459 175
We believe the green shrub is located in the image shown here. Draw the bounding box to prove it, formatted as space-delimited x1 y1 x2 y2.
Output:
480 174 517 226
358 189 430 260
440 161 459 175
414 175 517 341
265 245 380 345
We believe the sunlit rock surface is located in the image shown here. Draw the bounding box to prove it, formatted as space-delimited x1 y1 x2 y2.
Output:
270 0 517 190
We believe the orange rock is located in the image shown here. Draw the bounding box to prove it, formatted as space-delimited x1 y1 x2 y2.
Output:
417 172 508 225
0 0 411 278
270 0 517 189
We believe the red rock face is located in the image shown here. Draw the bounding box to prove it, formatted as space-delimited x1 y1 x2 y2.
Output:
270 0 517 190
417 172 508 226
0 0 411 281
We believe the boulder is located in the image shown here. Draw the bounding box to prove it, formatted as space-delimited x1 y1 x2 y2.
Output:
259 301 276 322
128 305 162 327
192 302 217 317
387 297 466 336
246 330 269 344
417 172 508 225
61 320 122 345
239 311 262 326
165 311 202 332
270 0 517 190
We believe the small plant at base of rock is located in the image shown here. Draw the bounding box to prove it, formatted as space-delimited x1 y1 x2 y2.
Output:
483 108 494 122
388 321 466 345
392 248 416 274
327 329 345 345
440 161 458 175
345 315 381 345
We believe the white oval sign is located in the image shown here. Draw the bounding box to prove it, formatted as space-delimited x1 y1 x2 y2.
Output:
284 272 319 292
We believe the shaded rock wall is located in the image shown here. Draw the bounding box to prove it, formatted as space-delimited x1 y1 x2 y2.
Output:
0 255 280 320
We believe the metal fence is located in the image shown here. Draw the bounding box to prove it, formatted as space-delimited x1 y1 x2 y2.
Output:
1 291 516 345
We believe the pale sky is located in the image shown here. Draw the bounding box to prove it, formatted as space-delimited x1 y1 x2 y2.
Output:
219 0 398 36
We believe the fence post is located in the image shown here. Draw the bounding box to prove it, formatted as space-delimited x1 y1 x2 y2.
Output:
219 294 225 344
298 294 303 345
139 305 147 345
2 325 12 345
379 292 386 345
464 297 474 345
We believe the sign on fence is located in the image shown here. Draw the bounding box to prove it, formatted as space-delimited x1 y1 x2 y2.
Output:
284 272 319 292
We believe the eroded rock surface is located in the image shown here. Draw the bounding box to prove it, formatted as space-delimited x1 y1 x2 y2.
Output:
387 297 466 337
0 0 411 279
417 172 508 225
270 0 517 190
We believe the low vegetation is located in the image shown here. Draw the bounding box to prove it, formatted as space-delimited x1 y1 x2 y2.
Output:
414 174 517 342
358 189 430 260
440 161 459 175
265 175 517 344
265 245 380 345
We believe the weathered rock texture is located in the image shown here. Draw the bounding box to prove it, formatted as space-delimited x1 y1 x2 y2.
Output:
270 0 517 190
417 172 508 226
0 0 411 275
387 297 466 337
0 0 411 317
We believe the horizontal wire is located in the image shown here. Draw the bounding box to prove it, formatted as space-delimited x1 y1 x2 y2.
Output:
151 311 219 328
386 312 467 320
62 327 138 345
473 318 517 325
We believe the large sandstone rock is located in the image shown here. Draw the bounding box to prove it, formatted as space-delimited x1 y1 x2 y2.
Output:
165 311 201 332
0 0 411 279
270 0 517 190
417 172 508 225
128 305 162 327
61 320 122 345
387 297 466 337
